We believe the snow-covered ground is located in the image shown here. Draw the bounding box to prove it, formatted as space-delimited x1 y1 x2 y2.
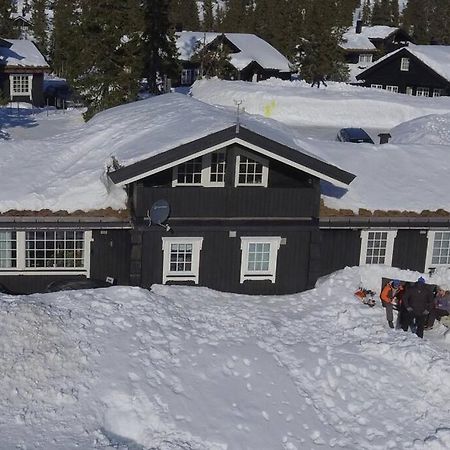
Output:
190 78 450 130
1 266 450 450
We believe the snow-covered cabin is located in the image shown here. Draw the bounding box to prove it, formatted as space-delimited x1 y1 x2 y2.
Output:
0 94 449 295
175 32 292 85
0 39 50 106
356 44 450 97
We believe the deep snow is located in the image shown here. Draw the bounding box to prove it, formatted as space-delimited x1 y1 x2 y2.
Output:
1 266 450 449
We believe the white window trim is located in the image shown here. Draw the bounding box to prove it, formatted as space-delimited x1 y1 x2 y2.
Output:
172 152 226 187
9 74 33 100
240 236 281 283
162 237 203 284
433 89 442 97
358 54 373 64
0 230 92 276
386 85 399 93
359 230 397 266
400 57 410 71
416 87 429 97
234 149 269 187
371 84 383 89
425 230 450 272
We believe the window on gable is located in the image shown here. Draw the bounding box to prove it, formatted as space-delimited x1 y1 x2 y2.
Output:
10 74 31 95
209 151 226 184
360 230 397 266
0 231 16 268
400 57 410 71
162 237 203 284
235 151 268 187
240 236 281 283
176 157 203 185
425 231 450 271
416 87 429 97
0 230 91 274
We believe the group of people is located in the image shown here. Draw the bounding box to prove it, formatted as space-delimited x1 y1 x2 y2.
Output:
380 277 450 338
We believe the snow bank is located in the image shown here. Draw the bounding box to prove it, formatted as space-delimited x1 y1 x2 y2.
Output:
390 113 450 145
1 266 450 449
190 78 450 129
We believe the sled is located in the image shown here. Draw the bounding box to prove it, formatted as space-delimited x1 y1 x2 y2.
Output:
354 287 376 307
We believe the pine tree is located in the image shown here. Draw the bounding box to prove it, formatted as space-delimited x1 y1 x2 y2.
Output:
371 0 392 25
402 0 432 43
201 0 214 31
141 0 180 94
31 0 49 55
361 0 372 24
0 0 18 37
76 0 143 120
389 0 399 26
221 0 252 32
170 0 200 31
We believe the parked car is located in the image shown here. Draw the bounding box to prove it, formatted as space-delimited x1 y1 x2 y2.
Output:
337 128 374 144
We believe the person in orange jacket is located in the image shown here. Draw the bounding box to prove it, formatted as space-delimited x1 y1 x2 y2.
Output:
380 279 403 328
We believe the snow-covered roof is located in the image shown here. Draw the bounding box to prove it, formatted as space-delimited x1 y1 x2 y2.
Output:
358 44 450 83
0 39 49 68
176 31 292 72
341 25 400 51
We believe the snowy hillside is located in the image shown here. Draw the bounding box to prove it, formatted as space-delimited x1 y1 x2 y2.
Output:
1 266 450 449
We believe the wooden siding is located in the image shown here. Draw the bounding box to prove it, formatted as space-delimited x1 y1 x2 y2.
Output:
135 185 320 219
139 224 316 295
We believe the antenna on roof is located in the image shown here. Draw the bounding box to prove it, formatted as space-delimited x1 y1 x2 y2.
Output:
234 99 242 134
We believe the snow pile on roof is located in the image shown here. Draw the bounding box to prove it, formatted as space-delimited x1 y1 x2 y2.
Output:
1 266 450 449
0 39 49 68
191 77 450 128
176 31 292 72
390 113 450 145
341 32 376 50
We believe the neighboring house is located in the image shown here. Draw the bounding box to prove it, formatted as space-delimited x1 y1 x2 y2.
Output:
356 45 450 96
0 38 50 106
0 94 449 296
176 31 292 85
11 13 33 40
342 20 412 82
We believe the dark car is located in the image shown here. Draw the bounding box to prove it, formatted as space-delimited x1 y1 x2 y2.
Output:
337 128 374 144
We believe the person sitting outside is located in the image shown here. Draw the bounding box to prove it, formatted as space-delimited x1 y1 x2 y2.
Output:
380 279 403 328
427 287 450 329
401 277 434 338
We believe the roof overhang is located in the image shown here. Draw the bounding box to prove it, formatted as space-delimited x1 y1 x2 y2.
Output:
108 126 355 188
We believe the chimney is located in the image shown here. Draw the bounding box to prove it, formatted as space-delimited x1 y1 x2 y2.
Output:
356 19 363 34
378 133 391 144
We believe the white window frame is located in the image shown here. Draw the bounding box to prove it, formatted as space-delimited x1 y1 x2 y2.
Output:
172 151 226 187
425 230 450 272
406 86 414 96
400 57 410 71
9 74 33 99
162 237 203 284
371 84 383 89
358 54 373 65
416 87 429 97
234 150 269 187
385 85 399 93
433 88 442 97
359 230 397 266
0 230 91 276
240 236 281 283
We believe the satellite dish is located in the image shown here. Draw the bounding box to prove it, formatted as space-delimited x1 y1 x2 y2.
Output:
146 199 171 231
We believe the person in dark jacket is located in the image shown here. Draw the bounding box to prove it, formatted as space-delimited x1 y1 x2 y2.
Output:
401 277 434 338
427 287 450 329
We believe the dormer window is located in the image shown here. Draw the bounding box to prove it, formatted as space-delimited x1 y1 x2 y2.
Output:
400 57 410 71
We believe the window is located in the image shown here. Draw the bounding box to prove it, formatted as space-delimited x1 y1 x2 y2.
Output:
358 54 373 65
0 231 16 268
371 84 383 89
433 89 442 97
425 231 450 271
416 87 429 97
385 85 399 93
162 237 203 284
360 230 397 266
240 236 281 283
400 57 410 71
0 230 91 274
406 86 414 96
235 151 268 187
10 74 32 96
173 151 226 187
